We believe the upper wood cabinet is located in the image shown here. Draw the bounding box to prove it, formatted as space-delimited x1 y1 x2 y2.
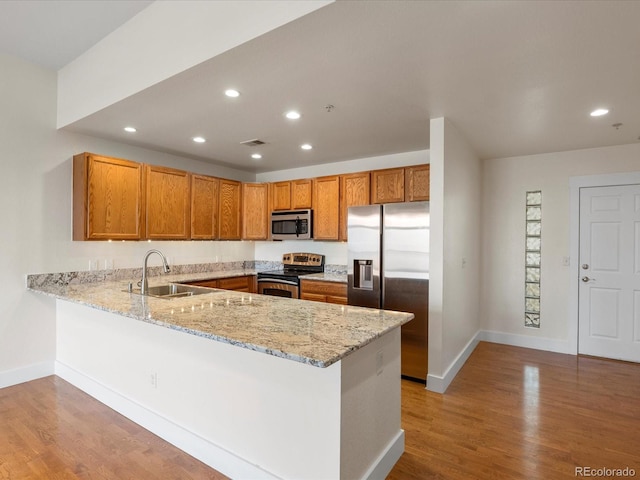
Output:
271 182 292 211
219 179 242 240
291 179 313 209
242 183 269 240
73 153 144 241
406 164 430 201
145 165 191 240
313 175 341 240
339 172 370 241
191 174 219 240
270 179 312 211
371 167 405 204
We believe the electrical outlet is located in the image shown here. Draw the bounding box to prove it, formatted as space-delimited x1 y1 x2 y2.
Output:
150 373 158 388
376 350 384 375
562 256 570 267
89 259 98 271
105 259 114 270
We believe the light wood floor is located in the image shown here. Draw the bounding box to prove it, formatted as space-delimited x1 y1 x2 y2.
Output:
1 342 639 479
389 342 640 479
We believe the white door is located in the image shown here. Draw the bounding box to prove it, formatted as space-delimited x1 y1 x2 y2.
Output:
578 184 640 362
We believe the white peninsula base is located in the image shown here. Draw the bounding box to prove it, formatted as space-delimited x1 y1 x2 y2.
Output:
55 300 404 479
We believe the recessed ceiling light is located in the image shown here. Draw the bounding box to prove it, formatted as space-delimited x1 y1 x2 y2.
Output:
251 153 262 159
590 108 609 117
192 136 206 143
225 89 240 98
286 111 301 120
124 126 137 133
300 143 313 150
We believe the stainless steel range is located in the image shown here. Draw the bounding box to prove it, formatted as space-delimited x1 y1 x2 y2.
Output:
257 253 325 299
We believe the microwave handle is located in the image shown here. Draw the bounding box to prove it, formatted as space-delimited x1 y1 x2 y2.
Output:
295 216 300 237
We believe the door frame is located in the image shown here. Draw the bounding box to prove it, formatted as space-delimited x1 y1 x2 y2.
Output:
569 171 640 355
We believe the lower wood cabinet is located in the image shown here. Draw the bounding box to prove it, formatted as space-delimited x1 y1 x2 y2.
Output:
186 275 256 293
300 279 347 305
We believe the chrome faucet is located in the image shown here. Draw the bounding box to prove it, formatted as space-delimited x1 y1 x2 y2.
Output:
141 249 171 295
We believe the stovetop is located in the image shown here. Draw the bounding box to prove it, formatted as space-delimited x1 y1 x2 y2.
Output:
258 253 325 279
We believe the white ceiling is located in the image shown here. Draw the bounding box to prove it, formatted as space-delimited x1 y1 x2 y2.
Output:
2 1 640 173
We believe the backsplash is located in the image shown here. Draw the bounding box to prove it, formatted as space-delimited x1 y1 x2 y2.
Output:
26 260 347 288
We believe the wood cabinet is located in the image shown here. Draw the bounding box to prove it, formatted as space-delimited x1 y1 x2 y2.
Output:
73 153 144 241
185 275 257 293
291 179 313 209
242 183 269 240
406 164 430 201
219 179 242 240
218 275 256 292
270 179 312 211
312 175 341 240
271 181 292 211
191 174 219 240
300 279 347 305
145 165 190 240
371 167 405 204
339 172 370 241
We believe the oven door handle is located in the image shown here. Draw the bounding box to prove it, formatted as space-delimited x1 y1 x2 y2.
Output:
257 278 299 287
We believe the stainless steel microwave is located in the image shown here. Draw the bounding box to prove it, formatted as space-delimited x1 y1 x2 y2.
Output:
271 209 313 240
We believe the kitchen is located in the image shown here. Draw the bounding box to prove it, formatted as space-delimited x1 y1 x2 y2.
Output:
2 1 640 479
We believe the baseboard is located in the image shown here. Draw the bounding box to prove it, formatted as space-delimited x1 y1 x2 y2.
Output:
55 361 279 480
363 430 405 480
479 330 572 354
0 361 54 389
427 332 481 394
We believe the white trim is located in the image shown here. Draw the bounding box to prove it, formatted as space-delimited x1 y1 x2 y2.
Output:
426 331 481 393
0 361 54 389
55 361 280 480
362 430 405 480
479 330 571 354
568 171 640 357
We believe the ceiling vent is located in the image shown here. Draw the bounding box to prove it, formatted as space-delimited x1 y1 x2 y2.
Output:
240 139 266 147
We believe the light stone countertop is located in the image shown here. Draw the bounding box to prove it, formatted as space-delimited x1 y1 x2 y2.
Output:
300 272 347 284
28 269 411 368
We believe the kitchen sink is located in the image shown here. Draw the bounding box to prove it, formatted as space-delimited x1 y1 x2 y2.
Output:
126 283 214 299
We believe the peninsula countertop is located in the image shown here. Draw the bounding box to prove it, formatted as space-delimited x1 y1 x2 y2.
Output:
28 269 412 368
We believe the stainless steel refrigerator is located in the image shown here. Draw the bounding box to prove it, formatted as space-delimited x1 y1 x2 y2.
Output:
347 202 429 382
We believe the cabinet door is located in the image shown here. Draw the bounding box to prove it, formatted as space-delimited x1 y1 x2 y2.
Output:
191 174 219 239
218 275 256 293
371 167 405 204
146 165 191 239
271 182 291 211
291 179 313 209
339 172 370 240
242 183 269 240
406 164 430 201
219 179 242 240
313 175 341 240
73 153 144 240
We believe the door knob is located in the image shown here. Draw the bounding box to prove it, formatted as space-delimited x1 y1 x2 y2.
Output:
582 276 590 282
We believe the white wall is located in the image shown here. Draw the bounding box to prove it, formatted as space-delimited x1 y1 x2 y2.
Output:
255 149 429 265
0 53 253 385
57 1 332 127
428 118 482 392
481 142 640 351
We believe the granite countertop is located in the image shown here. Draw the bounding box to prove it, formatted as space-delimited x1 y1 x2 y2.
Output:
28 269 411 368
300 272 347 283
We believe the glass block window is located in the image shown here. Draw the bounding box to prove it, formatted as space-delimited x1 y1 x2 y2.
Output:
525 191 541 328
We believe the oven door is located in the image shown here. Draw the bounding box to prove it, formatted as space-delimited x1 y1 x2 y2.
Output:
257 278 299 298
